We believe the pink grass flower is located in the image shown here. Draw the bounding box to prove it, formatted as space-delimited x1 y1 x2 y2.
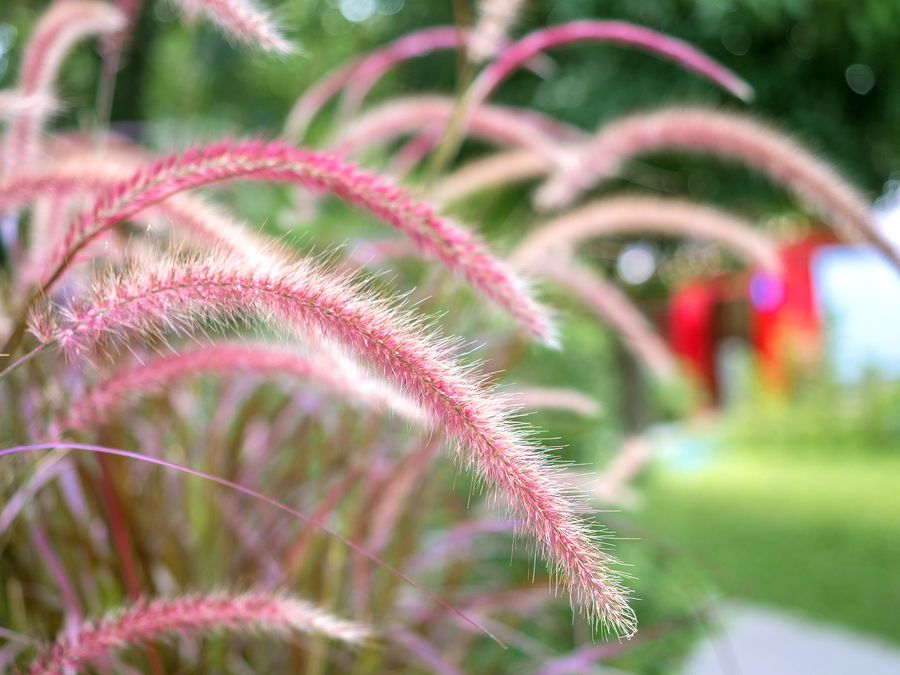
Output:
0 150 279 283
16 1 127 96
0 92 59 120
285 26 467 140
509 387 601 417
432 148 556 205
36 254 635 634
47 139 554 344
434 20 753 166
514 196 783 274
0 171 97 213
535 107 900 270
283 26 551 140
466 20 754 111
334 95 582 167
540 262 678 380
468 0 525 64
59 342 426 432
168 0 295 55
25 591 370 675
112 0 145 33
0 1 126 176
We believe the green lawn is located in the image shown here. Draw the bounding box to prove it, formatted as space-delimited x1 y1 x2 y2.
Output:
634 448 900 643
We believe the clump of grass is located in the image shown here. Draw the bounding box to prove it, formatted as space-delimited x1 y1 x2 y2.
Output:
0 0 882 671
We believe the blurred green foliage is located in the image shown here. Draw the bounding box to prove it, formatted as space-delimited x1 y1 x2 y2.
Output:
725 374 900 457
2 0 899 669
2 0 899 197
635 378 900 643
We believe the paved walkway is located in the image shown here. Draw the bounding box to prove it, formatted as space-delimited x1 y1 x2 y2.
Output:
683 602 900 675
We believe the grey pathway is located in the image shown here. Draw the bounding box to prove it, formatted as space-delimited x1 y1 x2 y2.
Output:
683 602 900 675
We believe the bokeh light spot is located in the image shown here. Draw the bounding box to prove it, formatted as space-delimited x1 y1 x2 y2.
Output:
722 25 751 56
340 0 376 23
749 271 786 313
846 64 874 95
617 244 656 285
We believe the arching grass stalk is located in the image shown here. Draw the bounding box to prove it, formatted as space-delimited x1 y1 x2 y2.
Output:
0 442 500 645
26 591 369 675
31 253 635 634
430 19 753 178
0 344 46 382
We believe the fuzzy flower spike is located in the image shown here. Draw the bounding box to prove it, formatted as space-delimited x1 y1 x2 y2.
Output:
45 139 555 345
59 342 426 433
167 0 295 55
36 253 636 635
514 196 783 274
25 590 370 675
468 0 526 64
285 26 466 140
0 1 126 176
535 107 900 271
467 20 754 109
283 25 553 141
334 95 581 166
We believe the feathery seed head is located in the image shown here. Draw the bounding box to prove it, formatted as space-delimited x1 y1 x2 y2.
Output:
468 0 526 64
467 21 754 112
285 26 467 140
167 0 295 55
60 342 427 431
25 591 370 675
515 196 783 274
48 139 555 344
335 95 581 166
37 253 633 633
17 1 127 95
535 107 900 270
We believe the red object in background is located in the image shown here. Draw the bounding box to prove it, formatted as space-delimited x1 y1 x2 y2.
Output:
750 234 835 386
668 281 716 393
666 233 836 401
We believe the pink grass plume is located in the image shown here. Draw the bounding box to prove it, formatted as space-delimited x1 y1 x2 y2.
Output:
514 196 782 274
433 20 751 174
60 342 426 432
0 1 126 176
468 0 525 64
466 21 754 110
509 387 601 417
0 149 281 282
540 262 678 380
535 107 900 271
0 442 498 641
168 0 295 55
16 1 127 96
24 590 370 675
46 139 555 344
0 92 59 120
34 254 634 634
334 95 581 167
433 148 555 205
285 26 466 140
283 26 551 140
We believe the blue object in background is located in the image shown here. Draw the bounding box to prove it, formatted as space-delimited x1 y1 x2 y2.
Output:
749 270 787 314
812 245 900 383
